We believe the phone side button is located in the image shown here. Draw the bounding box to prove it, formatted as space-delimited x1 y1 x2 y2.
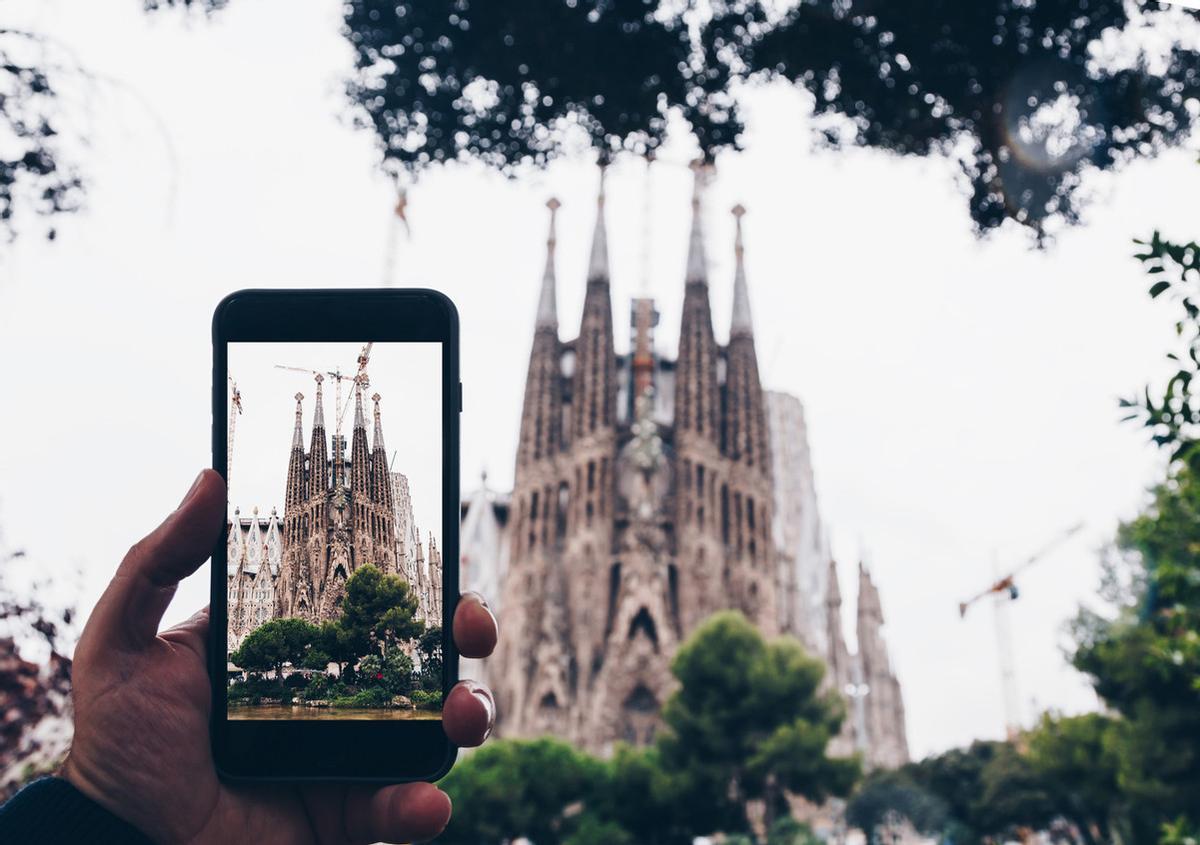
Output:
458 382 463 413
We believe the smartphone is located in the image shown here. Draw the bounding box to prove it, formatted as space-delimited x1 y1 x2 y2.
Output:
210 289 460 781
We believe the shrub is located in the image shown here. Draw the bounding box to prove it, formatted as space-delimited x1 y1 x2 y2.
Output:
411 689 443 711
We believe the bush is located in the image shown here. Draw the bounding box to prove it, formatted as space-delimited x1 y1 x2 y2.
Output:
358 652 415 696
410 689 443 711
331 686 394 708
302 674 333 701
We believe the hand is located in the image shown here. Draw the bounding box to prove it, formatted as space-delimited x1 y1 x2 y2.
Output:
62 470 498 844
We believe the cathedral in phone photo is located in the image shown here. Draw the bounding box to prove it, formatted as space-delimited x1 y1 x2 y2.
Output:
226 379 443 651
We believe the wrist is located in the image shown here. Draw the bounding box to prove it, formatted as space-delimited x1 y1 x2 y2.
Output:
0 776 155 845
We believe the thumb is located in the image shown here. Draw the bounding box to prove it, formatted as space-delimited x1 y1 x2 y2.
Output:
84 470 225 652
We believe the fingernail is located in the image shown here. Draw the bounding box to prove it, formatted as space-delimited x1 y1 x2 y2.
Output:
179 471 205 508
466 681 495 739
464 591 490 611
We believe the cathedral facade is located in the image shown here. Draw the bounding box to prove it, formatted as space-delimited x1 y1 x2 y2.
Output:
227 378 442 652
488 170 910 766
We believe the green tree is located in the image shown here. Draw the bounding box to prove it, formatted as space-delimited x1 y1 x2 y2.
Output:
230 618 320 681
1068 466 1200 842
845 769 947 841
1024 713 1123 844
338 564 422 658
437 737 609 845
658 611 860 838
340 0 1200 238
358 651 415 697
417 625 443 692
14 1 1200 240
313 619 358 678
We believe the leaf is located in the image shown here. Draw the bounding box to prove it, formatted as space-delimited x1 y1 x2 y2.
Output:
1151 281 1172 298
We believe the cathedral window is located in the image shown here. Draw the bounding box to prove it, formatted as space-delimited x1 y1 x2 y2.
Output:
587 461 595 493
734 492 744 555
555 482 569 547
529 492 539 549
604 563 621 637
628 607 659 650
721 485 731 546
599 458 608 515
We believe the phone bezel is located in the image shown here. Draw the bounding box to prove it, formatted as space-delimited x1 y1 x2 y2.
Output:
210 288 460 782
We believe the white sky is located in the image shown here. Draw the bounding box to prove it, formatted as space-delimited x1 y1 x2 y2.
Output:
226 342 442 542
0 0 1190 758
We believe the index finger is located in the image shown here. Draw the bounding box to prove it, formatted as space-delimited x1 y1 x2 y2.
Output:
452 592 497 659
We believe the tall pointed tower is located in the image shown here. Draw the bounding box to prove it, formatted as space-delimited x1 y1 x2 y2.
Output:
855 563 910 768
564 171 620 714
498 196 571 736
722 204 777 634
279 392 313 617
673 165 725 633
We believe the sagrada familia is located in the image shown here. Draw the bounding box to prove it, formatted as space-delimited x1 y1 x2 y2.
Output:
226 379 443 652
464 170 909 769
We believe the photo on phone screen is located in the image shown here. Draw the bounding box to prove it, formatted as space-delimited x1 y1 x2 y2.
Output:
224 341 443 721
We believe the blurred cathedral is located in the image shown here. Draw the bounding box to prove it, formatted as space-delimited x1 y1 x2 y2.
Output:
227 379 443 652
460 170 909 769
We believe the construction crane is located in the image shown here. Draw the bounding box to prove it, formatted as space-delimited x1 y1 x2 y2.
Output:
959 522 1084 739
227 377 243 489
959 522 1084 618
274 343 372 439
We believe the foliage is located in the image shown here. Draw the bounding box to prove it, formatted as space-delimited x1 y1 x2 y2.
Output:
437 737 609 845
845 769 947 839
658 611 860 835
417 624 443 688
7 1 1198 239
1024 712 1123 844
0 31 84 241
410 689 442 711
338 564 421 657
1125 232 1200 463
229 617 321 678
337 0 1200 237
329 686 394 708
1068 461 1200 841
765 817 821 845
358 650 415 696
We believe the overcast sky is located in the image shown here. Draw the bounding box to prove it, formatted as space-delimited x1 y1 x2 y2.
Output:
226 342 442 543
0 0 1192 758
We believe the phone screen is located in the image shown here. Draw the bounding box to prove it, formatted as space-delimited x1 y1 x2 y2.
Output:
224 341 444 721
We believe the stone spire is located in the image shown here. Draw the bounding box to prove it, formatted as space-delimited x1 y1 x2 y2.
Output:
587 169 609 284
854 561 910 767
371 392 395 515
291 392 304 450
537 198 560 330
309 375 329 500
724 202 770 473
285 393 306 511
351 380 371 498
227 507 245 578
571 169 617 439
244 506 263 575
371 392 387 455
674 163 720 443
730 204 753 338
685 163 708 286
516 201 566 471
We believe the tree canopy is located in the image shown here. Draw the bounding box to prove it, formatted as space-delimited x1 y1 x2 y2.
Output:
4 1 1199 239
339 0 1200 237
337 563 421 657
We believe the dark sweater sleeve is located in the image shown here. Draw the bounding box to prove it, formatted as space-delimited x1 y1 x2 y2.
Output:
0 777 155 844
